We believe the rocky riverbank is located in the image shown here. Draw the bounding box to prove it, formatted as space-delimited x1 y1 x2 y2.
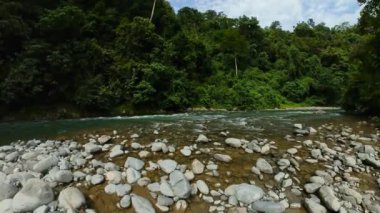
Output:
0 119 379 213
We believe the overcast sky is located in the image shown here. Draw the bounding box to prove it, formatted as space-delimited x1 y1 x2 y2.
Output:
168 0 362 30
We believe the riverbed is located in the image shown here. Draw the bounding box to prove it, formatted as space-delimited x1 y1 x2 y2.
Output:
0 109 379 213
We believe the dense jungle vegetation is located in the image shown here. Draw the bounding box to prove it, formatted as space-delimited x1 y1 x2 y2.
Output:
0 0 379 119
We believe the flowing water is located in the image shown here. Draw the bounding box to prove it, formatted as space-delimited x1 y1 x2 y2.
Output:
1 109 378 213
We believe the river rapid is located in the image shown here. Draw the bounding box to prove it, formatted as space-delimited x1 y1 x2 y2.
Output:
0 109 379 213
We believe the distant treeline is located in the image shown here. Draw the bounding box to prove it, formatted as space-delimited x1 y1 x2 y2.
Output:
0 0 379 119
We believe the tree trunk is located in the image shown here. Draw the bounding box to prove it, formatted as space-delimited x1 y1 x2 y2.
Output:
235 56 238 77
150 0 157 22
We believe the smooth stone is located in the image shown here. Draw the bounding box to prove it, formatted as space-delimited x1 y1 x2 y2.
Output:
175 200 187 211
160 181 174 197
251 201 286 213
138 151 151 158
5 151 19 162
131 194 155 213
214 154 232 163
157 195 174 206
309 176 325 185
126 168 141 184
58 187 86 211
196 180 209 194
191 159 205 174
169 171 191 199
84 143 101 154
91 175 104 185
98 135 112 144
125 157 145 171
274 172 285 183
109 149 124 158
225 138 242 148
319 186 341 212
304 183 322 194
234 183 264 204
105 171 122 184
115 184 132 197
0 182 18 201
256 158 273 174
304 198 327 213
180 148 191 156
287 148 298 155
0 199 13 213
54 170 73 183
12 179 54 212
158 159 178 174
120 195 131 208
33 156 59 173
33 205 48 213
105 184 116 194
196 134 209 143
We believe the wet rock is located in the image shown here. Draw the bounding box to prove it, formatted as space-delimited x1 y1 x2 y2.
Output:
282 179 293 188
274 172 285 183
151 142 167 152
311 149 322 159
58 187 86 211
120 195 131 208
138 151 151 158
147 183 160 192
105 184 116 194
277 159 290 169
261 144 271 154
91 174 104 185
214 154 232 163
180 148 191 156
191 159 205 174
196 180 209 194
196 134 209 143
251 201 286 213
225 138 242 148
304 198 327 213
109 145 124 158
234 183 264 204
131 194 155 213
98 135 112 144
175 200 187 211
126 168 141 184
158 159 178 174
12 179 54 212
287 148 298 155
169 171 191 199
125 157 145 171
319 186 341 212
33 156 59 173
0 182 18 201
256 158 273 174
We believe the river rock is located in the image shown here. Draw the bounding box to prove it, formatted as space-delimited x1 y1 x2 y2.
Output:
98 135 112 144
125 157 145 171
169 171 191 199
157 195 174 206
234 183 264 204
5 151 19 162
251 201 286 213
256 158 273 174
191 159 205 174
294 124 303 129
196 180 209 194
120 195 131 208
304 183 322 194
105 171 122 184
109 145 124 158
304 198 327 213
160 181 174 197
115 184 132 197
0 199 12 213
12 179 54 212
131 194 155 213
126 168 141 184
54 170 73 183
196 134 209 143
151 142 167 152
311 149 322 159
84 143 101 153
138 150 151 158
225 138 242 148
105 184 116 194
342 155 356 167
214 154 232 163
319 186 341 211
287 148 298 155
0 182 18 201
180 148 191 156
91 174 104 185
274 172 285 183
58 187 86 211
158 159 178 174
33 156 59 173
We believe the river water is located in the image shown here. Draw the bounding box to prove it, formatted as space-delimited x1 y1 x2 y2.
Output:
0 109 364 145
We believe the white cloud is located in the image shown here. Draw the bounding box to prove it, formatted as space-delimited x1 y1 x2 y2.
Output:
169 0 362 30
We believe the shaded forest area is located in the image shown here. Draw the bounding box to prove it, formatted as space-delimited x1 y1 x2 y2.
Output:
0 0 379 119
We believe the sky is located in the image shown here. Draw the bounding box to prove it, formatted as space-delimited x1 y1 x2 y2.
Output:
168 0 362 30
